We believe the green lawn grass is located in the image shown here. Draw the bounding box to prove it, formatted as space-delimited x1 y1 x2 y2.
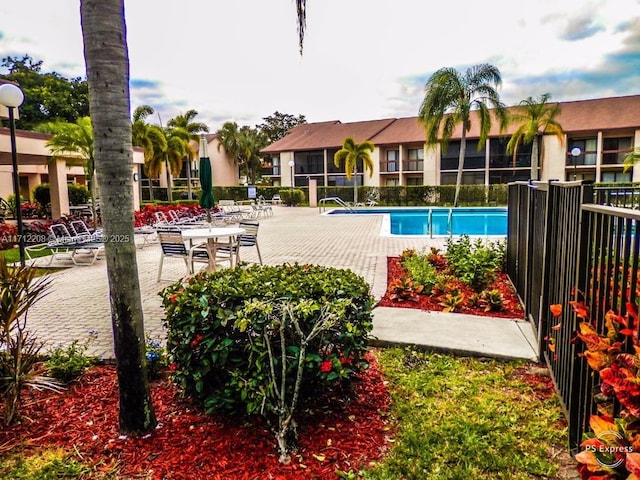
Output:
364 349 568 480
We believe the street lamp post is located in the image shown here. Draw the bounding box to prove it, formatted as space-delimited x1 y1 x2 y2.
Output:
0 83 26 266
288 160 294 206
570 146 582 181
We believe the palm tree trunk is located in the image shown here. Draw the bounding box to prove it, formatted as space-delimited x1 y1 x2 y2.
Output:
186 156 192 200
530 134 540 181
353 167 358 204
165 156 173 202
454 130 467 207
81 0 157 435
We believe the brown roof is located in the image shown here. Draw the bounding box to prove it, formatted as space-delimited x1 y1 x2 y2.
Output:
262 119 397 153
262 94 640 152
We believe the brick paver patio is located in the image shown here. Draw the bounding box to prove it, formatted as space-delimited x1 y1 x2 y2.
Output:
27 206 455 359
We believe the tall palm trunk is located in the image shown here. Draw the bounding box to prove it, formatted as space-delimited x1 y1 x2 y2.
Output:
353 166 358 204
81 0 157 435
530 134 540 181
454 130 467 207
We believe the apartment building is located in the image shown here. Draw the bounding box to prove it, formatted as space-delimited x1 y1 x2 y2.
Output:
261 94 640 188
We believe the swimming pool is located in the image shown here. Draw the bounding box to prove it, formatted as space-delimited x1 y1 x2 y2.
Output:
326 207 507 236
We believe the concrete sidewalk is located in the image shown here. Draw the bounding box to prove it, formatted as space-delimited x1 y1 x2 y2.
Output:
371 306 538 362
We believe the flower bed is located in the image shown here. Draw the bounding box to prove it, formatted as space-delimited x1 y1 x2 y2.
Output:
378 246 524 319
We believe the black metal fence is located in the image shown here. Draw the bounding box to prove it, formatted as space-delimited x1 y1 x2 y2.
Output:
507 181 640 452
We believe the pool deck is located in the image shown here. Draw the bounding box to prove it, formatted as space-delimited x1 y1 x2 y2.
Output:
24 205 537 362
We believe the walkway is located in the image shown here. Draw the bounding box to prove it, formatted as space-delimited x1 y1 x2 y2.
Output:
26 206 537 362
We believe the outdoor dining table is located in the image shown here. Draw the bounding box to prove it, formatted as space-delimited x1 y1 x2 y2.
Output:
180 226 245 272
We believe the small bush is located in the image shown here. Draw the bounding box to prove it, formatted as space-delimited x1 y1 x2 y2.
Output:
145 336 167 380
445 234 505 292
45 334 98 383
278 189 305 206
160 264 373 461
67 184 90 206
401 252 438 292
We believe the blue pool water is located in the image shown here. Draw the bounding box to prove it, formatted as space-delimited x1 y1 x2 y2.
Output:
327 207 507 236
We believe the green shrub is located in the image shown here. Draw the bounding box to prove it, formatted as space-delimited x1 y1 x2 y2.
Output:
278 188 305 206
401 252 438 292
145 336 167 380
445 234 505 291
67 184 90 205
45 334 98 383
33 184 51 210
160 264 373 460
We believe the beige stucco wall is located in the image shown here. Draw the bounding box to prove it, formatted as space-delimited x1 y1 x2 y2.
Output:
208 137 239 186
424 143 439 184
368 148 381 186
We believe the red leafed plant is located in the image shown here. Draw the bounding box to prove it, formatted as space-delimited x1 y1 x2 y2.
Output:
388 277 423 302
549 301 640 478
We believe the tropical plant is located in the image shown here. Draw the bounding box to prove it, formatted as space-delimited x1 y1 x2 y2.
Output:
445 234 505 292
131 105 167 201
549 302 640 477
167 109 209 199
439 289 465 312
35 116 98 220
507 93 564 180
216 122 265 185
333 137 375 204
0 257 61 424
80 0 157 435
623 147 640 173
388 277 424 302
418 64 507 207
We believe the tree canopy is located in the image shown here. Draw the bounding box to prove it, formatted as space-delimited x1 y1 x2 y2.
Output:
256 111 306 144
0 55 89 130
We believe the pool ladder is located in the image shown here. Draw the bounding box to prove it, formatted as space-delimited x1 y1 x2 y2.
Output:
426 207 453 238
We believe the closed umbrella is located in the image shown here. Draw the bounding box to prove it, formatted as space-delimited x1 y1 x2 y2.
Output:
198 135 215 221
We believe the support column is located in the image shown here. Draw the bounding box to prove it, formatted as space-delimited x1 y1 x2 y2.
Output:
48 157 70 219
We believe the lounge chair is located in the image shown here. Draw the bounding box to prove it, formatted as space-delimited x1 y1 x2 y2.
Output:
47 223 105 265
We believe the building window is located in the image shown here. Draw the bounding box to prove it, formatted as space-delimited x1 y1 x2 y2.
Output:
565 171 596 182
404 148 424 171
381 149 398 172
294 150 324 174
567 138 597 165
441 140 486 170
405 176 422 186
489 137 531 168
602 137 633 165
489 170 530 184
601 171 632 183
327 174 360 187
440 172 485 185
385 177 399 186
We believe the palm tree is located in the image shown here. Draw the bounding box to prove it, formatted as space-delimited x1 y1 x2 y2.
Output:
333 137 375 204
167 110 209 200
36 116 98 220
216 122 265 185
131 105 166 201
507 93 564 180
418 64 507 207
78 0 307 436
80 0 156 435
623 147 640 173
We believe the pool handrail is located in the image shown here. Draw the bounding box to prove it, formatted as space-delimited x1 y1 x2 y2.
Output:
318 197 354 213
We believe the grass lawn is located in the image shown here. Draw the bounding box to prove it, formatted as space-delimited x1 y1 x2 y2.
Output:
364 349 570 480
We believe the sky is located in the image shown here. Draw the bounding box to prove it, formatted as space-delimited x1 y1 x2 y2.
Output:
1 0 639 132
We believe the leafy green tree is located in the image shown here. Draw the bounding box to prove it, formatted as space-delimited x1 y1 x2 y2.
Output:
131 105 167 201
507 93 564 180
0 55 89 130
333 137 374 204
256 111 306 144
80 0 156 435
418 64 507 207
35 117 98 220
167 109 209 199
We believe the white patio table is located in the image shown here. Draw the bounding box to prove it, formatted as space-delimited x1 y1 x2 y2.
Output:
180 226 245 272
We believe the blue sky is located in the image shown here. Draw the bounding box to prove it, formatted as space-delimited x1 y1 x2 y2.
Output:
1 0 639 131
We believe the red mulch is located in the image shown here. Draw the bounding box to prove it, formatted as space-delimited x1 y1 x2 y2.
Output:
378 257 524 319
0 353 393 479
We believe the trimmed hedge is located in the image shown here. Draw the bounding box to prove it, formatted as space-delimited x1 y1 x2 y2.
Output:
160 264 374 417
